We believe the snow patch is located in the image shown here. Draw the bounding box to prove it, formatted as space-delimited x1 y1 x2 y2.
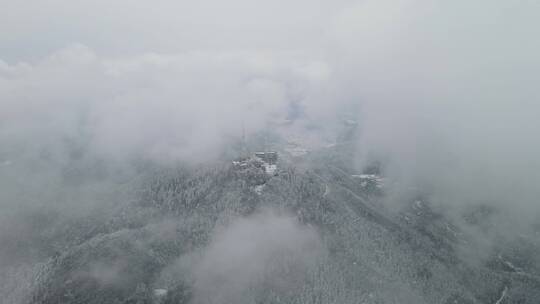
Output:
351 174 384 188
254 184 265 195
154 289 167 297
264 164 277 175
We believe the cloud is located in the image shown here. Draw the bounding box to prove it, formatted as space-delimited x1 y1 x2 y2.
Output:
0 44 336 164
327 0 540 225
181 209 322 304
1 0 539 276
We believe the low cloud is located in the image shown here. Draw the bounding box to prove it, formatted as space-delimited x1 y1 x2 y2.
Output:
180 210 322 304
334 0 540 229
1 0 539 291
0 45 333 164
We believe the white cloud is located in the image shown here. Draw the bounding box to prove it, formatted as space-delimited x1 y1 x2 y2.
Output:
1 0 539 234
184 210 322 304
0 45 336 163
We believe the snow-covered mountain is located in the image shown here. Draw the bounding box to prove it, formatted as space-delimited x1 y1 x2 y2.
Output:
0 135 534 304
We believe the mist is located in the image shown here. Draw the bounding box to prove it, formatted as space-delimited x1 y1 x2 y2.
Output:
1 0 540 303
338 0 540 230
173 210 322 304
